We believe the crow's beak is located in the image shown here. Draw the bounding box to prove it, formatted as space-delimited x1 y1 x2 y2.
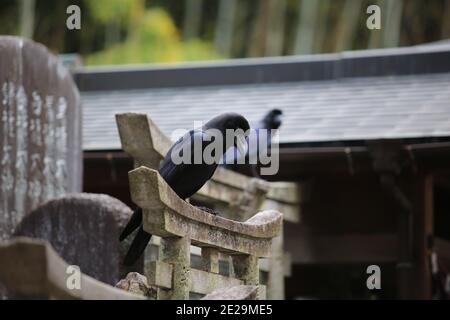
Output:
235 134 248 156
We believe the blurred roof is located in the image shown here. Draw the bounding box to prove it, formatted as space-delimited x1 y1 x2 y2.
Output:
75 44 450 151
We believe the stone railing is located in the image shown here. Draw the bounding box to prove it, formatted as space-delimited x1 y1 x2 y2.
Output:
129 166 282 299
116 113 300 223
0 237 145 300
116 112 300 299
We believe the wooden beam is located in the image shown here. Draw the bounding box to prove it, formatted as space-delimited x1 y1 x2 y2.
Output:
285 233 399 264
412 175 434 299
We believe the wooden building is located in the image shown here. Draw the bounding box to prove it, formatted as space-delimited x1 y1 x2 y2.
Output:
75 42 450 299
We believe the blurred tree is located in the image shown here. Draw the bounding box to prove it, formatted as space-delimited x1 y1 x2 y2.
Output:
33 0 75 52
368 0 382 48
84 0 137 46
334 0 363 52
183 0 203 40
87 0 147 48
247 0 269 57
293 0 320 54
368 0 403 48
214 0 237 57
86 8 219 65
383 0 403 47
231 0 252 57
0 1 18 35
442 0 450 38
401 0 445 47
19 0 35 39
86 8 180 64
313 0 330 53
265 0 287 56
84 0 134 23
0 0 448 64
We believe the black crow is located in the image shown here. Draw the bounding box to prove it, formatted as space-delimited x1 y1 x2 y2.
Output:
120 113 250 266
221 109 283 176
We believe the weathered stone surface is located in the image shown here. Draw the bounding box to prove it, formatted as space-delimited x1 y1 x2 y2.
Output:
129 167 282 257
145 260 243 295
200 248 219 273
267 229 284 299
131 167 282 237
233 255 259 286
13 193 142 286
126 166 281 300
0 238 145 300
115 272 155 298
147 237 291 276
0 36 82 240
157 237 191 300
116 112 171 168
202 285 259 300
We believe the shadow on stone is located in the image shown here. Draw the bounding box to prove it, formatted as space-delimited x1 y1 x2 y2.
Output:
13 193 143 286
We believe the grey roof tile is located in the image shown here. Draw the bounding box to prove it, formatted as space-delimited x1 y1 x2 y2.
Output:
81 73 450 150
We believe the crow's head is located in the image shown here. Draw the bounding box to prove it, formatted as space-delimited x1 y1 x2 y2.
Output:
204 112 250 155
263 109 283 130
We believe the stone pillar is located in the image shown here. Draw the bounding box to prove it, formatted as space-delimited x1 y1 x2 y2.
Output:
267 227 284 299
0 36 82 240
232 255 259 286
158 237 191 300
201 247 219 274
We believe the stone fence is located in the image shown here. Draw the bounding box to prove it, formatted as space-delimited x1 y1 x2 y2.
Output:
130 166 282 299
116 113 300 299
0 237 144 299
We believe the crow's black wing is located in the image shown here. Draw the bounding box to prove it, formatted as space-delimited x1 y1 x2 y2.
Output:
119 207 142 241
123 225 152 266
122 130 213 266
159 130 214 199
119 131 196 242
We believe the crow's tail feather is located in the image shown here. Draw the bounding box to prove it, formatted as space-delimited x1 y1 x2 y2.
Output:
119 207 143 241
123 226 152 266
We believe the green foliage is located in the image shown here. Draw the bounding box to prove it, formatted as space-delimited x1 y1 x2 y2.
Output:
182 39 222 61
84 0 135 23
1 0 448 64
86 8 220 65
